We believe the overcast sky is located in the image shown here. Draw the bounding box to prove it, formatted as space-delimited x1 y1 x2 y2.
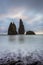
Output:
0 0 43 34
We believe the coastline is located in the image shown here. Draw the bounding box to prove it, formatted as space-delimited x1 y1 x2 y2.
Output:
0 50 43 65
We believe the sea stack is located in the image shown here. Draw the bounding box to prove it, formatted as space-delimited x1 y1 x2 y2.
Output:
8 22 17 35
18 19 25 34
26 31 35 35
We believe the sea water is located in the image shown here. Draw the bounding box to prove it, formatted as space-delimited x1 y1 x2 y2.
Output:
0 35 43 64
0 35 43 53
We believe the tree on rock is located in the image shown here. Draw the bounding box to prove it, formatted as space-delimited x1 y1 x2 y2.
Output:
18 19 25 34
8 22 17 35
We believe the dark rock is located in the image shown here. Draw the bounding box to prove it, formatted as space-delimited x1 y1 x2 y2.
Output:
8 22 17 35
27 61 41 65
18 19 25 34
29 61 38 65
26 31 35 35
15 60 24 65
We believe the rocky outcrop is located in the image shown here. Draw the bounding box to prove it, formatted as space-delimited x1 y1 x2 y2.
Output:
8 22 17 35
18 19 25 34
8 19 36 35
26 31 35 35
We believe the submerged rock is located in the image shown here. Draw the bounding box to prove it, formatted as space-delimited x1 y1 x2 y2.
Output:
18 19 25 34
8 22 17 35
26 31 35 35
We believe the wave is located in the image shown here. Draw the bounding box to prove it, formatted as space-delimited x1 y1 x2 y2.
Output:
0 50 43 65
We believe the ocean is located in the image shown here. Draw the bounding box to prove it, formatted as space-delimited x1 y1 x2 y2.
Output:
0 35 43 64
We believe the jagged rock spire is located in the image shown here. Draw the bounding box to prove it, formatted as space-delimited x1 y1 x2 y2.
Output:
18 19 25 34
8 22 17 35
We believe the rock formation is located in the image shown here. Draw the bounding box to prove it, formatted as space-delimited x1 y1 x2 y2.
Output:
8 22 17 35
18 19 25 34
8 19 36 35
26 31 35 35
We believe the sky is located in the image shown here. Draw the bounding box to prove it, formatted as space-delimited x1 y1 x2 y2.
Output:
0 0 43 34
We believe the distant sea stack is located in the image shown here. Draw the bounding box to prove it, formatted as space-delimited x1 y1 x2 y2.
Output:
8 19 36 35
8 22 17 35
26 31 35 35
18 19 25 34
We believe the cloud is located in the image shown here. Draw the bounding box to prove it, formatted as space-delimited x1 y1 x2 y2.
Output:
28 14 43 24
0 0 43 34
0 0 43 15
